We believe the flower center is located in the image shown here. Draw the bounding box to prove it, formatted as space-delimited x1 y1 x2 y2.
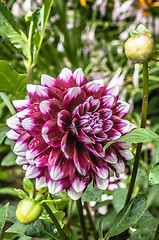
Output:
78 112 103 134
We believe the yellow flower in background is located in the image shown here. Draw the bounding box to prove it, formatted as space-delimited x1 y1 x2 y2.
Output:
80 0 87 7
138 0 159 16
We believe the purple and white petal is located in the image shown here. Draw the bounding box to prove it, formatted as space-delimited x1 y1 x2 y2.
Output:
12 99 31 111
86 142 104 158
61 132 74 159
76 129 95 144
112 160 125 174
115 100 130 117
57 110 71 132
16 156 27 165
27 84 49 100
6 115 21 132
13 133 32 157
40 99 62 122
91 158 109 179
41 74 56 87
105 151 118 164
100 95 115 108
99 108 112 120
26 136 48 161
94 175 109 190
103 120 113 132
67 186 83 200
36 176 47 189
73 143 91 176
119 149 134 160
58 68 73 83
22 113 44 136
72 177 86 193
93 131 108 142
6 130 20 141
73 68 87 86
42 120 63 147
117 142 132 149
25 165 40 178
107 128 121 140
63 87 86 111
48 178 70 194
105 85 119 98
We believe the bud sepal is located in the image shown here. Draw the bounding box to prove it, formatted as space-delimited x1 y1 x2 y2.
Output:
125 24 156 63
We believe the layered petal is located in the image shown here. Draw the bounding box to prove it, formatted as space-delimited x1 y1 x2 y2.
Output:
40 99 63 121
42 120 63 147
73 142 91 176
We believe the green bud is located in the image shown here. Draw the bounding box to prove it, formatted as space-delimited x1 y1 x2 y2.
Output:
125 31 155 63
23 177 34 198
16 198 42 224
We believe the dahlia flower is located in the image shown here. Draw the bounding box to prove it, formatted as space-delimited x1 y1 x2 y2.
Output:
6 68 135 200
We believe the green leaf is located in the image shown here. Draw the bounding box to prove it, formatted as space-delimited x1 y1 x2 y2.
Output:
6 205 17 223
0 203 9 238
104 194 147 239
0 60 28 98
103 128 159 152
82 181 102 202
54 211 65 227
0 187 17 196
0 124 8 144
112 188 128 213
1 152 16 166
23 178 34 198
14 189 28 199
149 162 159 185
32 0 54 66
97 216 104 240
6 219 61 240
0 0 29 59
130 228 156 240
133 210 158 230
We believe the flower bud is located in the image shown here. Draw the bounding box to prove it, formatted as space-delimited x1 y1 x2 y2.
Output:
16 198 42 224
125 31 155 63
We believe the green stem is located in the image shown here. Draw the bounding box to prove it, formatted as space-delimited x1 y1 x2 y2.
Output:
125 63 149 205
26 65 33 84
42 202 68 240
66 199 73 227
114 63 149 240
76 198 88 240
0 93 16 115
154 224 159 240
25 21 33 84
84 202 98 240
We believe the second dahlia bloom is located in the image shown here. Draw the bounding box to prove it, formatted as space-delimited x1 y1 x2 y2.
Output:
6 68 135 200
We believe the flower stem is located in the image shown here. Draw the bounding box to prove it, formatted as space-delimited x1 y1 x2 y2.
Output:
26 65 33 84
84 202 98 240
66 199 74 227
114 63 149 240
154 224 159 240
42 202 68 240
125 62 149 205
76 198 88 240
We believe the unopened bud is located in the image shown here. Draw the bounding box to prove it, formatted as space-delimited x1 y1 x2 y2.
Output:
16 198 42 224
125 31 155 63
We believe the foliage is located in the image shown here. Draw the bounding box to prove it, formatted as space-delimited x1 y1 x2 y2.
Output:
0 0 159 240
